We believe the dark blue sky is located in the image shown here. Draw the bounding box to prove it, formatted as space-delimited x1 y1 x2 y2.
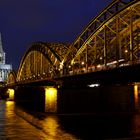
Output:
0 0 112 70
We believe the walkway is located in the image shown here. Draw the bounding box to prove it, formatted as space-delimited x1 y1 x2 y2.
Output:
0 100 76 140
2 100 140 139
0 100 49 139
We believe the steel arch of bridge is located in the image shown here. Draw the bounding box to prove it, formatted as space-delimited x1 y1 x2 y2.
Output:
64 0 140 74
17 42 70 82
16 0 140 83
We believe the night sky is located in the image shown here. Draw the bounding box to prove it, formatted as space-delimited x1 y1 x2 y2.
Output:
0 0 112 70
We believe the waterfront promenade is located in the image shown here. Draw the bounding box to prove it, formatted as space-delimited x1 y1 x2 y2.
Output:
0 100 48 140
2 100 140 139
0 100 76 140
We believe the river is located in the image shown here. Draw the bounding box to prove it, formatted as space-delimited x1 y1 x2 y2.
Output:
1 100 140 139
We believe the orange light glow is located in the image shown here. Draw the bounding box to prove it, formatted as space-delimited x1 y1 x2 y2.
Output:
134 84 139 110
45 87 57 113
7 89 15 100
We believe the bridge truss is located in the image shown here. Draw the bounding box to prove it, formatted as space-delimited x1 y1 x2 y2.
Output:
67 0 140 73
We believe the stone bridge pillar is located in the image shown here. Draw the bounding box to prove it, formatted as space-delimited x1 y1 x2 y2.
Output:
14 86 45 112
14 86 58 113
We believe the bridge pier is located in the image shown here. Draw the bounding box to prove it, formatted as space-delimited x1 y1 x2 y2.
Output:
14 86 45 112
14 86 58 113
99 84 136 112
57 84 138 114
7 88 15 100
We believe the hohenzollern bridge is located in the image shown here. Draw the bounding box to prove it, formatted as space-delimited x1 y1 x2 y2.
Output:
2 0 140 114
7 0 140 86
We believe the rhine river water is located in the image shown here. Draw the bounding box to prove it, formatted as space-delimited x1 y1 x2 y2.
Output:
1 100 140 139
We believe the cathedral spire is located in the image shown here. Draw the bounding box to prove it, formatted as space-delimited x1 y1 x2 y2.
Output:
0 33 4 53
0 33 5 64
0 33 12 82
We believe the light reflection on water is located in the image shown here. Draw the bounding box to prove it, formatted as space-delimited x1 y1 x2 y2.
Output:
0 100 77 140
14 102 140 140
3 101 48 140
15 106 77 140
3 99 140 139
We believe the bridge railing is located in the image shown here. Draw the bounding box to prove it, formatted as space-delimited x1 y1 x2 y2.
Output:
55 59 140 78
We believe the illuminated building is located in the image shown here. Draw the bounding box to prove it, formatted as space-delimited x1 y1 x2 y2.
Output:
0 33 12 82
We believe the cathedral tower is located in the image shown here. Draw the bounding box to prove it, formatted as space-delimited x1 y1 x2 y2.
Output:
0 33 12 82
0 33 5 64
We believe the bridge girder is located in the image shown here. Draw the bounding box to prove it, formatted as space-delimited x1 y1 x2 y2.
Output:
17 42 70 82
